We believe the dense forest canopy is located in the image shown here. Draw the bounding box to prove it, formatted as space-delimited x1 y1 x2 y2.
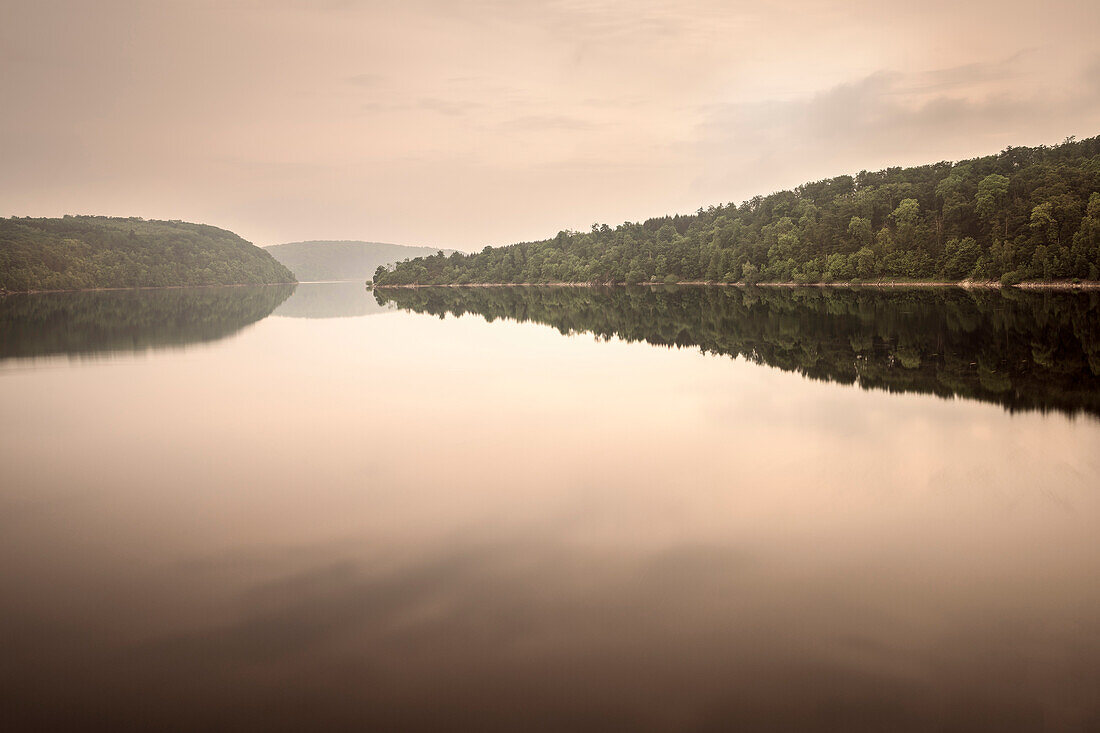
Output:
376 285 1100 417
0 216 296 292
374 136 1100 287
265 241 457 282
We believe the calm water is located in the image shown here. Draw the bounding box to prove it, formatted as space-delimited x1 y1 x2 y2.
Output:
2 282 1099 731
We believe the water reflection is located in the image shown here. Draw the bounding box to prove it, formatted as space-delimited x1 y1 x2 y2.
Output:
0 284 294 361
1 283 1098 731
377 285 1100 417
272 281 395 319
6 533 1098 731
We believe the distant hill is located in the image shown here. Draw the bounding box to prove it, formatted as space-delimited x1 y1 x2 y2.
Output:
264 241 455 282
0 216 296 292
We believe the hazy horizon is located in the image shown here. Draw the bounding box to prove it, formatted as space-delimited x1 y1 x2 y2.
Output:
3 0 1099 251
262 239 434 249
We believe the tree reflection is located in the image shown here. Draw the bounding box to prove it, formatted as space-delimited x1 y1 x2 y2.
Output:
0 284 294 360
377 285 1100 417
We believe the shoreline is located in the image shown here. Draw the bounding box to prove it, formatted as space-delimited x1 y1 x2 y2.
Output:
374 280 1100 291
0 281 298 297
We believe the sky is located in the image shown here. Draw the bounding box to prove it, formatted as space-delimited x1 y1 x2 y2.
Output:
2 0 1099 251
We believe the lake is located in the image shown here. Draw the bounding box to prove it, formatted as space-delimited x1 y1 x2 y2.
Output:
2 282 1099 731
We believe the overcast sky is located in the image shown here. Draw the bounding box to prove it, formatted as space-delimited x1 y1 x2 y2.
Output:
2 0 1099 250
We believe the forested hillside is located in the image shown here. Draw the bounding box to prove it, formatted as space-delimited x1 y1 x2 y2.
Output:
265 241 456 282
374 136 1100 286
0 216 296 292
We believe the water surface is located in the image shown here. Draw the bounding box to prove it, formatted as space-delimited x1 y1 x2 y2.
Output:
1 283 1098 731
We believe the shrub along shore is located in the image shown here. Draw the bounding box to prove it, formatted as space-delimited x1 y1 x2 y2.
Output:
374 280 1100 290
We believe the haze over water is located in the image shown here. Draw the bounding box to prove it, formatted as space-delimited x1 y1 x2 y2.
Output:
2 282 1099 731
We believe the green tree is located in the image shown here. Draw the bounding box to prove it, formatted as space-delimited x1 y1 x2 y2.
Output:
976 174 1009 238
848 217 872 249
941 237 981 280
854 247 877 279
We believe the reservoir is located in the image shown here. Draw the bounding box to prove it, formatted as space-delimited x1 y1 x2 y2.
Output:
2 282 1098 731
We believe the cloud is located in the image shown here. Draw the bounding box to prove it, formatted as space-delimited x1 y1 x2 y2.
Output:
346 72 384 87
1085 54 1100 97
692 60 1100 203
2 0 1100 249
500 114 599 132
358 96 487 117
888 52 1033 95
416 97 485 116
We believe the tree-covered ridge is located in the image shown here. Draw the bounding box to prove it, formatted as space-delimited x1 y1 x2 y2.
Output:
374 136 1100 286
0 284 295 360
0 216 296 292
376 286 1100 417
